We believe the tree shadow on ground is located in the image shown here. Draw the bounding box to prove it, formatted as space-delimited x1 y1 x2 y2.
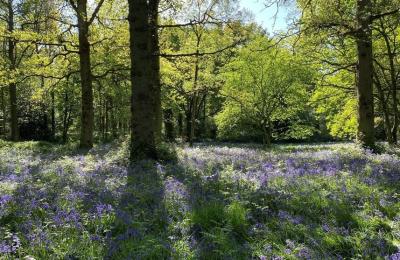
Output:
106 149 252 259
106 160 170 259
162 158 252 259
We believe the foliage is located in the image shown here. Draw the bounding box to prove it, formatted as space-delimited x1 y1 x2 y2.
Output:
216 36 316 143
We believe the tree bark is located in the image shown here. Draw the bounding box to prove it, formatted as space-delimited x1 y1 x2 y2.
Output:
356 0 375 149
128 0 158 161
149 0 162 144
7 0 18 141
77 0 94 149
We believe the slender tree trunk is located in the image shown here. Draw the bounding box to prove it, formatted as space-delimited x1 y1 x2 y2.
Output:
77 0 94 149
51 90 56 140
262 123 272 148
164 108 174 142
62 91 70 143
356 0 375 149
128 0 158 161
110 100 118 138
189 93 198 147
1 88 6 137
7 0 18 141
185 102 192 142
375 74 393 144
189 49 200 147
386 43 399 144
378 24 399 144
201 94 207 137
178 112 183 139
105 97 109 140
8 85 18 141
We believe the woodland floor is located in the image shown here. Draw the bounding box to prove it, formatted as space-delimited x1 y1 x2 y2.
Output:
0 140 400 259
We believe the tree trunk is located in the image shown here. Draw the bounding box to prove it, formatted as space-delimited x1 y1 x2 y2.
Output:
386 41 399 144
374 73 393 144
1 88 6 137
7 0 18 141
189 93 198 147
200 94 207 137
149 0 162 144
98 87 103 139
51 90 56 140
262 123 272 148
189 49 200 147
105 97 110 140
178 112 183 139
8 83 18 141
77 0 94 149
128 0 158 161
356 0 375 149
185 102 192 142
62 91 70 143
164 108 174 142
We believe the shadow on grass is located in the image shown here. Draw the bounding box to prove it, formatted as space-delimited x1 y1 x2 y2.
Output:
106 160 170 259
162 159 251 259
106 148 251 259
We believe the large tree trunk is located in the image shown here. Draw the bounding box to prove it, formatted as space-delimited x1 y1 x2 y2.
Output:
77 0 94 149
128 0 158 161
149 0 162 144
7 0 18 141
356 0 375 149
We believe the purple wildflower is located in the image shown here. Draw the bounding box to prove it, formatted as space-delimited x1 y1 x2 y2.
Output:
388 252 400 260
96 203 113 217
297 247 312 259
0 195 12 206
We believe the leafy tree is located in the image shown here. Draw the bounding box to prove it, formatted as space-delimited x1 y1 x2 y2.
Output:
296 0 400 149
66 0 106 149
216 36 315 146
